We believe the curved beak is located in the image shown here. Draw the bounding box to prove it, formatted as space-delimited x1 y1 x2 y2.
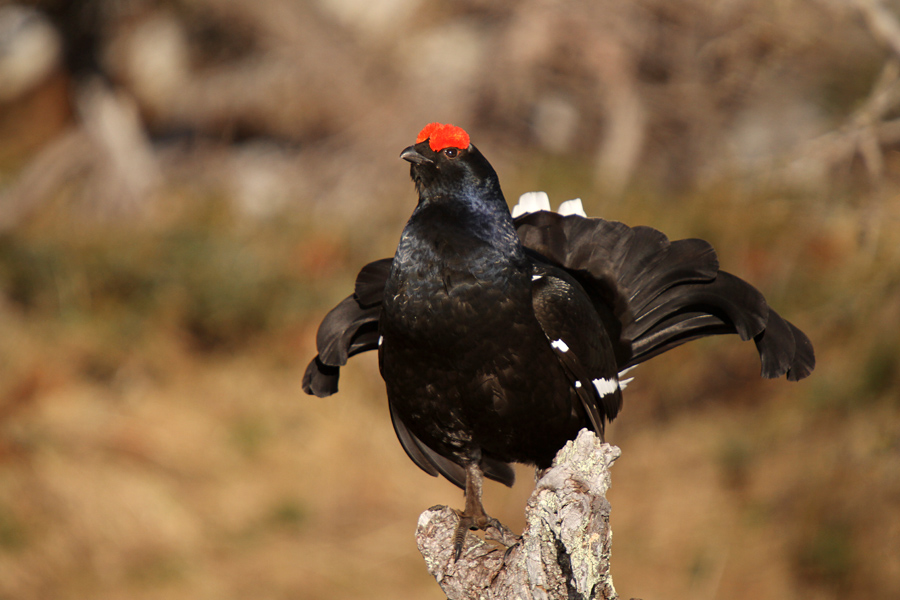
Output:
400 145 433 165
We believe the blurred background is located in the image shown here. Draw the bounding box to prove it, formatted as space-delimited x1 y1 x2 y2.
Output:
0 0 898 598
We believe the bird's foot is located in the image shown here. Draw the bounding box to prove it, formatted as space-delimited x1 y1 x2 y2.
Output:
484 519 521 550
452 510 519 561
451 510 481 561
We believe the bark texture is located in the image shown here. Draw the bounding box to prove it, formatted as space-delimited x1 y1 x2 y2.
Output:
415 429 621 600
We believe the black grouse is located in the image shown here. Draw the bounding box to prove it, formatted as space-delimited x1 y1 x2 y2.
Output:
302 122 814 557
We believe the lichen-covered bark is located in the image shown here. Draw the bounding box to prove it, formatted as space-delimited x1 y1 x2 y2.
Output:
415 429 621 600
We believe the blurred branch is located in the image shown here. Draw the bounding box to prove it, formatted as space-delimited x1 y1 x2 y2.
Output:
0 79 159 230
855 0 900 58
416 430 621 600
793 58 900 180
805 0 900 180
849 0 900 179
782 0 900 184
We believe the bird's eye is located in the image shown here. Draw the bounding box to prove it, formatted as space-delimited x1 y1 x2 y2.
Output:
442 148 459 158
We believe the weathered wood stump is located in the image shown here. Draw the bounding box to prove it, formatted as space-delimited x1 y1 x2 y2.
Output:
415 429 621 600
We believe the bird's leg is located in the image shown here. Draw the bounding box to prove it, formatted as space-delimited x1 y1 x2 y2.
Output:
453 461 488 560
452 462 519 560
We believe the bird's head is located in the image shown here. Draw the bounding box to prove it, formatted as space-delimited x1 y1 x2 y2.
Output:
400 123 501 205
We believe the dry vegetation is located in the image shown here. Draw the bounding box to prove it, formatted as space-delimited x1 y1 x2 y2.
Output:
0 0 899 599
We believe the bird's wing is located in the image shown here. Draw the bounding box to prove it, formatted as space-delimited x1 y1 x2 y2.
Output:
515 210 814 380
301 258 392 397
354 257 393 306
529 260 624 431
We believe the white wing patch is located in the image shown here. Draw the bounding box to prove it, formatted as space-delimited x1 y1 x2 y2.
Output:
532 274 543 281
592 377 619 397
557 198 587 217
551 339 570 353
378 335 383 347
512 191 551 218
512 192 588 218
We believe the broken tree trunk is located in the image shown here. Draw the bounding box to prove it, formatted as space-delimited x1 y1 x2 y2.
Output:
415 429 621 600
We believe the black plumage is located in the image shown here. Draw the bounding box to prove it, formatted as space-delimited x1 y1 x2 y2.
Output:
302 123 814 557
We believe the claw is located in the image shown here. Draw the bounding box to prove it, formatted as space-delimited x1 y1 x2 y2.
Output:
452 513 476 561
484 519 520 549
451 462 518 560
452 512 520 560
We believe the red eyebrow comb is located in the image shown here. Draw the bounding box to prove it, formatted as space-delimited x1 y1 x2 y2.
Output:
416 123 471 152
